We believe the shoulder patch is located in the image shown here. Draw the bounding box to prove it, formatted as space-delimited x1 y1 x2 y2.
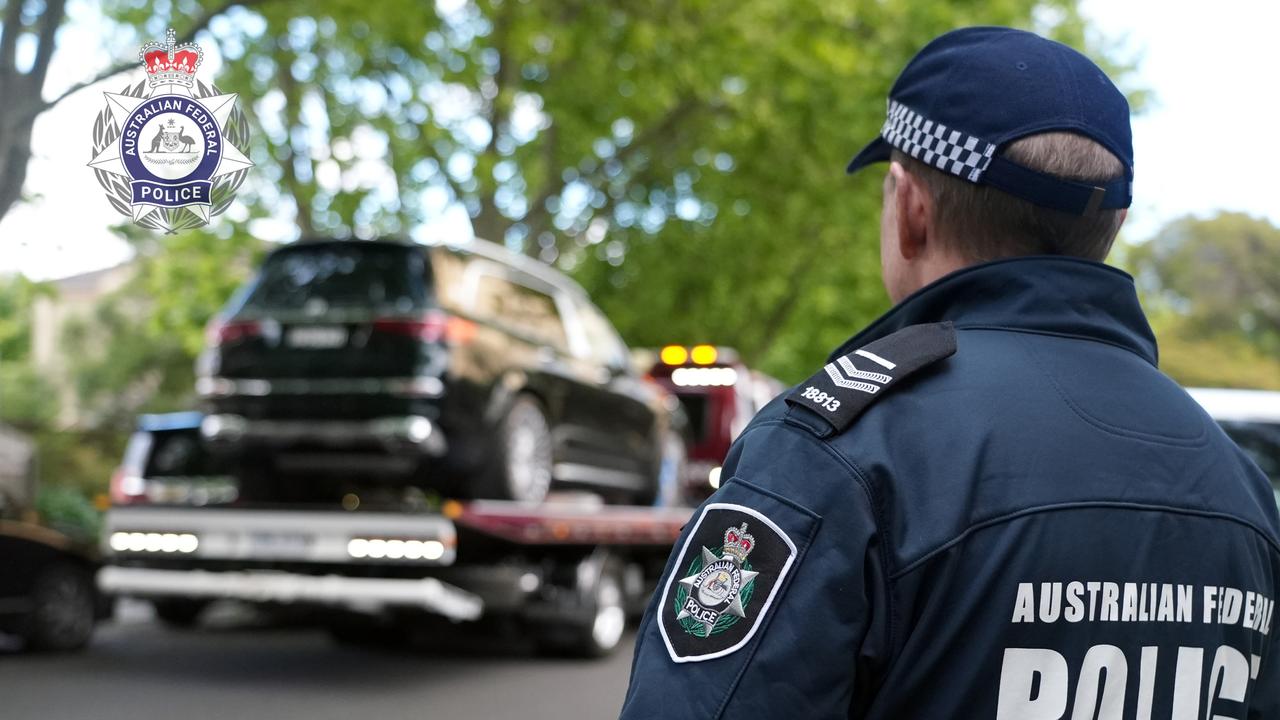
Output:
659 503 797 663
785 321 956 433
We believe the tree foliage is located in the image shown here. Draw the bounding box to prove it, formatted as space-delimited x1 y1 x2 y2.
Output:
1132 212 1280 356
8 0 1144 422
62 225 264 427
106 0 1114 382
0 272 51 362
1129 212 1280 390
0 274 57 431
11 0 1228 500
1150 322 1280 391
0 361 58 431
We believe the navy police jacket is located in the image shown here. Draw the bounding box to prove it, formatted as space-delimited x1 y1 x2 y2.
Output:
621 257 1280 719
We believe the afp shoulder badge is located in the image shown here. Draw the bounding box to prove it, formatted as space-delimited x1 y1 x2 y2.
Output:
786 321 956 432
659 503 797 663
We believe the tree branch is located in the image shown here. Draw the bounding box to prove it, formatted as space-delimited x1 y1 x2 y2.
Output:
521 96 704 242
39 0 265 111
519 123 560 240
482 1 515 157
27 0 64 88
614 96 702 169
420 135 469 207
0 0 25 86
26 0 65 94
470 1 518 244
275 43 315 238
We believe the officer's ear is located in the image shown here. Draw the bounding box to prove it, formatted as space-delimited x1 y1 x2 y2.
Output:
889 161 934 262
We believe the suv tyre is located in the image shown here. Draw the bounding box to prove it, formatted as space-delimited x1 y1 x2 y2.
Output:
487 395 554 502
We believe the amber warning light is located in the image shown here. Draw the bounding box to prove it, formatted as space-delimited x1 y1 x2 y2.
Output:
660 345 689 365
660 345 719 366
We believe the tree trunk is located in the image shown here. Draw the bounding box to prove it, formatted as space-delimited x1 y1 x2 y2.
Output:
0 0 67 221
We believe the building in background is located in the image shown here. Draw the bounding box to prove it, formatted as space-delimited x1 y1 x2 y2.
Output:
30 262 135 426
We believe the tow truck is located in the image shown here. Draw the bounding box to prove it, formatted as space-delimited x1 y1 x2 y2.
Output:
98 413 691 656
643 344 784 502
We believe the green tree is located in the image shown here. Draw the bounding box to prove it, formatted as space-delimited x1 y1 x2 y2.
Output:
0 274 57 431
11 0 1135 412
0 362 58 431
1150 322 1280 391
0 272 51 361
1132 212 1280 356
62 225 264 427
1130 212 1280 390
170 0 1126 381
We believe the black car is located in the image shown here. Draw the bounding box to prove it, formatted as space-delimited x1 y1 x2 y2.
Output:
0 522 104 651
0 425 103 651
196 239 683 505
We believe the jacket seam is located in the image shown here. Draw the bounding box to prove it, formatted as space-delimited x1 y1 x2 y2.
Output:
890 500 1280 581
748 419 901 670
722 474 822 520
1015 333 1210 447
712 477 822 720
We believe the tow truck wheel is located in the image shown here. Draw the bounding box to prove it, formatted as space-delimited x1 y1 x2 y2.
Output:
487 395 554 503
538 555 628 658
20 562 96 652
151 599 209 628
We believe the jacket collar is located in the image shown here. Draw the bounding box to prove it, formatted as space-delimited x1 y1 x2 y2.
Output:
828 256 1159 365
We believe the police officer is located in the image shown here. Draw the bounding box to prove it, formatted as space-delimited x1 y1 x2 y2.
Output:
620 26 1279 719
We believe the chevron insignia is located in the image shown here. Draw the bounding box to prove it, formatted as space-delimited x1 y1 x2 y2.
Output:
822 352 895 394
786 322 956 433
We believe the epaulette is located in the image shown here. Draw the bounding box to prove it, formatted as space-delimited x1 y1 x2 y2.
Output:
785 321 956 434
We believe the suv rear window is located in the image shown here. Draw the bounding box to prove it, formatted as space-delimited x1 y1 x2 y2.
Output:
242 244 427 313
124 429 229 479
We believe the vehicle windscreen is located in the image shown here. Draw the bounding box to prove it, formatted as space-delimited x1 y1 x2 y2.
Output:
1219 420 1280 506
240 244 427 314
677 393 710 443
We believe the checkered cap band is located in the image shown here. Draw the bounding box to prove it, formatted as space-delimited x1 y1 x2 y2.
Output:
881 100 997 183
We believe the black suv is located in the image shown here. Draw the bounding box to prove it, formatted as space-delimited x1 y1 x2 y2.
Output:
196 239 683 505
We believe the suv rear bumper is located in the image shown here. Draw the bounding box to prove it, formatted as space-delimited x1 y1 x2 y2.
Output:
201 414 448 456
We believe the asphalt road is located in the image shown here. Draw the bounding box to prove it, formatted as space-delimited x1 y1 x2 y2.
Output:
0 602 636 720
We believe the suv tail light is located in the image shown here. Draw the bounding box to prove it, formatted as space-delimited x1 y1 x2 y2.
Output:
109 467 148 505
205 318 262 346
373 310 476 345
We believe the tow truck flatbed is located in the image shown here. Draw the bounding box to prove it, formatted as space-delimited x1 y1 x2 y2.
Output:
99 497 692 656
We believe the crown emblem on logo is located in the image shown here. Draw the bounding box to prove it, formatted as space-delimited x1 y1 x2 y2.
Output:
139 29 202 88
722 523 755 563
